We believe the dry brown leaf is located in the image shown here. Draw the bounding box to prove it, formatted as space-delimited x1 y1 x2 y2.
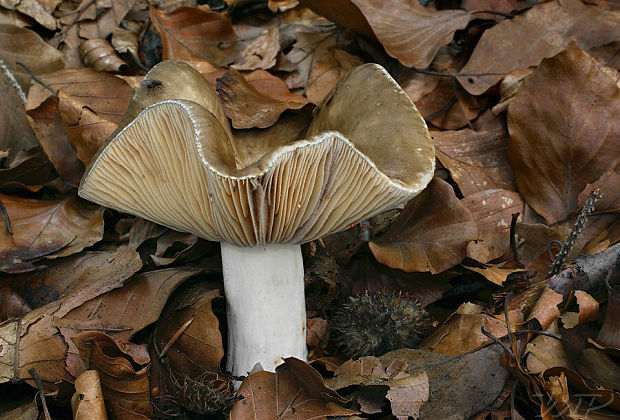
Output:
150 5 238 66
0 0 56 30
0 58 39 166
593 281 620 351
577 171 620 213
369 178 478 274
0 286 31 321
0 194 103 273
111 27 138 57
459 1 620 95
216 68 308 129
0 148 56 192
465 265 526 286
306 47 362 104
0 23 64 92
351 0 470 68
71 370 107 420
461 0 524 20
0 396 39 419
0 246 142 389
525 320 571 374
463 189 523 263
269 0 299 12
231 358 358 419
149 230 199 266
74 332 152 419
415 78 487 130
26 68 134 124
57 90 118 166
297 0 376 40
418 303 507 356
433 123 516 197
153 283 224 376
576 348 620 392
281 29 339 90
232 25 280 70
77 0 136 40
26 92 84 185
574 290 599 325
307 317 329 349
385 371 429 420
79 38 127 73
527 288 563 330
507 43 620 225
0 8 35 27
542 368 620 413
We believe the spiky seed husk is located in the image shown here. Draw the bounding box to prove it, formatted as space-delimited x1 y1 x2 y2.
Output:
331 291 430 358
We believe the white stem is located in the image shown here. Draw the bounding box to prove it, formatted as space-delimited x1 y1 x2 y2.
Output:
220 242 307 377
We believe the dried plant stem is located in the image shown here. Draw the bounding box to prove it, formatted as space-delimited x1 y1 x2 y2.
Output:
510 212 520 264
547 189 602 278
0 199 13 235
16 62 55 94
29 368 51 420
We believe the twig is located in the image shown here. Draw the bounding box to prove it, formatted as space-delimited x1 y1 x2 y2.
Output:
471 9 515 19
501 329 562 340
510 212 520 264
410 66 506 78
0 58 26 105
15 62 55 94
547 189 602 278
481 326 513 356
424 97 457 122
159 316 195 361
29 368 51 420
0 198 13 235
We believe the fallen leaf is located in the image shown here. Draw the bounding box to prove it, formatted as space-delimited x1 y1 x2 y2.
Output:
26 92 84 185
297 0 376 40
79 38 127 73
508 43 620 225
433 123 517 196
418 303 507 356
77 0 136 40
527 288 563 330
0 58 39 166
231 358 358 419
232 26 280 71
307 317 329 349
216 68 308 129
461 0 524 21
281 29 339 90
416 78 487 130
0 246 141 389
0 23 64 91
0 194 104 273
56 90 118 166
153 282 224 376
111 27 138 57
0 286 31 322
385 371 429 420
350 0 470 68
542 367 620 412
594 281 620 351
26 67 134 124
71 370 107 420
370 178 478 274
459 1 620 95
462 189 523 263
149 230 199 266
306 47 362 104
268 0 299 12
150 5 238 66
0 1 55 31
577 171 620 213
0 396 39 419
576 348 620 392
465 264 527 286
525 320 571 374
0 148 56 191
74 332 152 418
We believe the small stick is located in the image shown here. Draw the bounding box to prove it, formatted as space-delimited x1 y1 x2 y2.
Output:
0 198 13 235
15 62 55 94
510 212 520 264
158 316 195 360
424 97 457 122
547 189 602 278
28 368 52 420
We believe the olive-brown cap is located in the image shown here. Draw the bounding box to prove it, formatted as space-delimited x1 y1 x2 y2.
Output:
79 61 434 246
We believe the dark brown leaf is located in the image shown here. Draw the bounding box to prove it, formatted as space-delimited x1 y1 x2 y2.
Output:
433 122 517 196
0 286 31 322
74 332 152 419
369 178 478 274
0 194 103 273
459 1 620 95
350 0 470 68
217 68 308 129
231 358 358 419
507 43 620 224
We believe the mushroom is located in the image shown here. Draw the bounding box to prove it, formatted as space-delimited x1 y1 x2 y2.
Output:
78 61 434 378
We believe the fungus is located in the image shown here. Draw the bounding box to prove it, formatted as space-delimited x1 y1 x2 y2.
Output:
79 61 435 378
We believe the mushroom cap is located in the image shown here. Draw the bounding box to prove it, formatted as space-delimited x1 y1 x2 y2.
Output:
79 61 434 246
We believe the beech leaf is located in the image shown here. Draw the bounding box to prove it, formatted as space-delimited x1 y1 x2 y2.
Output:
369 178 478 274
507 43 620 225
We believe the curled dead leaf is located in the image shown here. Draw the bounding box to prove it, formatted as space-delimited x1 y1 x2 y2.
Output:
79 38 127 73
